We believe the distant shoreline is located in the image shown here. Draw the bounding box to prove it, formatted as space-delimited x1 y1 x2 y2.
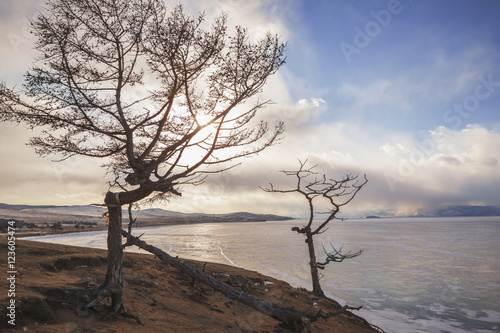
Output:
4 218 296 239
0 202 294 238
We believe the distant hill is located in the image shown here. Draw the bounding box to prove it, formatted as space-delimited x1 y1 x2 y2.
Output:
0 203 293 223
0 203 62 210
361 205 500 219
414 205 500 217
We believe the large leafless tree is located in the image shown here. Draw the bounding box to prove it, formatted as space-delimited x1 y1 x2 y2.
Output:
262 160 367 296
0 0 285 315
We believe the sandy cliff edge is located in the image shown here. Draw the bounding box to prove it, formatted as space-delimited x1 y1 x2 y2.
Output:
1 238 380 332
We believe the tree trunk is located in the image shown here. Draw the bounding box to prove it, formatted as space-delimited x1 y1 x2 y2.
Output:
102 205 124 311
306 231 324 297
84 190 156 315
99 204 124 311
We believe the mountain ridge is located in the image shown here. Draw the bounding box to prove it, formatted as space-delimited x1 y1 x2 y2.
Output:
413 205 500 217
364 204 500 218
2 203 499 222
0 202 293 223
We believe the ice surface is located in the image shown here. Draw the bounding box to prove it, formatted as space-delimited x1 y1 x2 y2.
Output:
25 217 500 333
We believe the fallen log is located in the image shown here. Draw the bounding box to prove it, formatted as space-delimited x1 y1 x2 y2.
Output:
121 230 311 330
121 230 377 332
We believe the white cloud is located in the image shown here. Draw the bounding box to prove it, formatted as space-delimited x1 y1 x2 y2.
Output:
180 0 291 41
298 98 325 108
381 143 409 156
1 0 499 217
0 1 43 83
379 124 500 207
171 122 500 215
0 123 108 205
262 96 326 128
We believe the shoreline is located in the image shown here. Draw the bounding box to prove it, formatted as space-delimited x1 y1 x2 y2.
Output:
10 219 292 239
1 238 380 332
1 209 296 239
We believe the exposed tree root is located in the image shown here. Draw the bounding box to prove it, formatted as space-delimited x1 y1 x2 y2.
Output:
82 285 143 325
100 303 143 325
83 286 110 311
120 309 143 325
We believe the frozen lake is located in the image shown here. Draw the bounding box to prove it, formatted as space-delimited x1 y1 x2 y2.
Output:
26 216 500 333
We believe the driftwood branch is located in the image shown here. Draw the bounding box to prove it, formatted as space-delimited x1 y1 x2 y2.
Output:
121 230 308 327
121 230 364 332
314 304 362 320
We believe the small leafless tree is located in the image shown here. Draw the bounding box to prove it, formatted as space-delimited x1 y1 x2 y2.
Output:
262 160 367 297
0 0 285 317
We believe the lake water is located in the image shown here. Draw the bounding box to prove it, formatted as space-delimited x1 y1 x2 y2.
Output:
25 217 500 332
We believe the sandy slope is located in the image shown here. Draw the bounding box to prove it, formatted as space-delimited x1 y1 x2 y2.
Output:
0 238 380 332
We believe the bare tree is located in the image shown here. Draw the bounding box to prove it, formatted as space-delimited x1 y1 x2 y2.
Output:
0 0 285 316
262 160 367 296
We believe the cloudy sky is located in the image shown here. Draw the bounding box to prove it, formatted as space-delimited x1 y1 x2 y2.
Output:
1 0 499 217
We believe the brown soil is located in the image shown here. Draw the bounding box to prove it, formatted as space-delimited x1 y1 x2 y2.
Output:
1 238 381 332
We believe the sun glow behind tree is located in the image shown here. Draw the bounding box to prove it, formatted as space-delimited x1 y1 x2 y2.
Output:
0 0 286 316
